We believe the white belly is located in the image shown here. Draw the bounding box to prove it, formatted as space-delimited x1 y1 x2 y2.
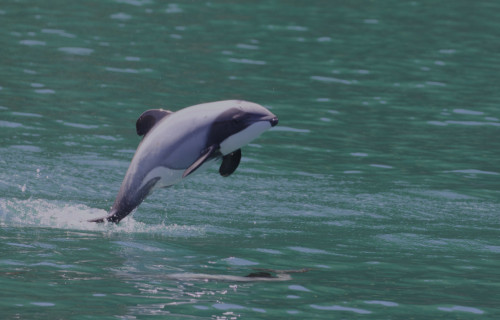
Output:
139 158 219 190
139 167 184 190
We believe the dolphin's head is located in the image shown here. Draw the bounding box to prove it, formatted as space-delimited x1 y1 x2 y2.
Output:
209 101 278 155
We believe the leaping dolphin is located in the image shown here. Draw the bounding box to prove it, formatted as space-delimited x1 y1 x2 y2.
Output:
89 100 278 223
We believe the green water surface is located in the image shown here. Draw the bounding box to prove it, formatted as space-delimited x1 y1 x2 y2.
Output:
1 0 499 319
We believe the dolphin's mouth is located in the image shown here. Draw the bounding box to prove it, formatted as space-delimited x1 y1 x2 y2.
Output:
255 114 278 127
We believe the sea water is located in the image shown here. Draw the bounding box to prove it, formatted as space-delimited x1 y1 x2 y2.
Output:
1 1 499 319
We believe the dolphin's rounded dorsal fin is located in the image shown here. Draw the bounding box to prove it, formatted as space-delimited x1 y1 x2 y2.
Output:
136 109 173 136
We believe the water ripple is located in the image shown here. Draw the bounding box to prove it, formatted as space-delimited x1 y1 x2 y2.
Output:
438 305 484 314
236 43 259 50
255 248 282 255
113 12 132 21
228 58 266 65
364 300 399 307
35 89 56 94
212 303 245 310
288 246 329 254
428 120 500 127
165 4 183 14
289 284 311 292
10 145 42 153
19 40 46 46
310 304 372 314
31 302 55 307
445 169 499 175
11 112 43 118
56 120 98 129
370 164 393 169
0 120 22 128
224 257 259 266
269 126 310 133
41 29 76 38
58 47 94 55
106 67 139 73
311 76 353 85
453 108 484 115
115 0 153 6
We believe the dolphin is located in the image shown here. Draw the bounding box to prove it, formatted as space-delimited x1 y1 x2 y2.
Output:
165 268 309 282
89 100 278 223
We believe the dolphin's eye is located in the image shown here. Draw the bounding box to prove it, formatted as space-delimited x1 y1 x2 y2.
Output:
231 113 249 126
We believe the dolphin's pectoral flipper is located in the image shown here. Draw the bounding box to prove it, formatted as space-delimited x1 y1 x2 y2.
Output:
183 144 220 178
219 149 241 177
136 109 173 136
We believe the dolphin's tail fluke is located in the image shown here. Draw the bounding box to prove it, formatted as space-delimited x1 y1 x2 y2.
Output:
88 209 126 223
88 216 107 223
89 178 159 224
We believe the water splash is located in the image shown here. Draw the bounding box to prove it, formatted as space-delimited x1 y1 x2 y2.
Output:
0 197 106 230
0 198 205 236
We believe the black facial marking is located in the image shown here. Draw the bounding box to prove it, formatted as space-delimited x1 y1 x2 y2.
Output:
206 108 249 146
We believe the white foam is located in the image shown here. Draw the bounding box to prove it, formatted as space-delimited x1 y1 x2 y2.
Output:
0 198 205 235
0 198 107 230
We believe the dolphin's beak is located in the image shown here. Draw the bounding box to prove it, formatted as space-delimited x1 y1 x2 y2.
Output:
257 114 279 127
270 116 279 127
